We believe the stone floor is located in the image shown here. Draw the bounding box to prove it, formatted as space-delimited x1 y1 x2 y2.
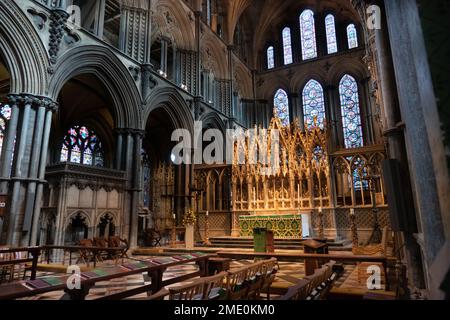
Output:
16 253 379 300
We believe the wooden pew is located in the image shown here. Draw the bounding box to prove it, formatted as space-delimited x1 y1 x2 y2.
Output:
277 261 337 300
151 271 229 301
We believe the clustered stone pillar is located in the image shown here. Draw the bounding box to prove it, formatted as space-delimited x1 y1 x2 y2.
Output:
0 94 58 246
115 128 144 248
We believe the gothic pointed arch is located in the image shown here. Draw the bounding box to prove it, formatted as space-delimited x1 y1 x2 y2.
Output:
47 46 142 129
0 0 49 95
143 87 194 135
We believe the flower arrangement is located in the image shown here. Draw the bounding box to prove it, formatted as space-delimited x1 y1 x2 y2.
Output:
182 208 197 226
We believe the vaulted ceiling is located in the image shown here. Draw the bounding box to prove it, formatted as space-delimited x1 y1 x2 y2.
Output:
222 0 361 67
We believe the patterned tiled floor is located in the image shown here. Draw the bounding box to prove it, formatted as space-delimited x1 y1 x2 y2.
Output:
15 255 374 300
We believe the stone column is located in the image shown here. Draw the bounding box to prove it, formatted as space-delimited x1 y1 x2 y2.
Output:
129 129 144 248
288 93 303 129
359 77 375 145
160 36 169 75
324 85 340 147
6 96 32 245
0 95 56 245
384 0 450 294
315 12 326 58
30 103 58 246
114 129 124 170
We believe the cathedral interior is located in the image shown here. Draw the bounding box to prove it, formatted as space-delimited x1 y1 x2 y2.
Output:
0 0 449 302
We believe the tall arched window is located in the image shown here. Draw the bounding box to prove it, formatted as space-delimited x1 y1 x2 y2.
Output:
325 14 338 54
60 125 104 166
0 103 11 158
274 89 290 126
302 80 325 129
205 0 212 26
282 27 293 65
299 10 317 60
339 74 363 148
347 24 358 49
267 46 275 69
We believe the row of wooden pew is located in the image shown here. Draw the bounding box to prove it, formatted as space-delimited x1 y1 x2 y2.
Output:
148 258 279 300
278 261 337 300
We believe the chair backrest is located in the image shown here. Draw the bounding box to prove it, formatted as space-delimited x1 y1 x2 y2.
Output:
169 280 205 300
279 279 311 300
202 271 228 300
108 236 121 248
93 237 108 247
78 239 93 247
226 266 250 299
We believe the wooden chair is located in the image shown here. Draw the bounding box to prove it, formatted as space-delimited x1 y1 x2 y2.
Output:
277 279 311 300
304 262 336 300
77 239 94 266
144 229 162 247
168 279 206 300
108 236 129 264
202 271 228 300
226 266 250 300
93 237 109 262
245 261 265 300
260 258 279 300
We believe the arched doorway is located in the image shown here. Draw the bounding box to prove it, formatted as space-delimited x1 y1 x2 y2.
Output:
97 213 115 238
139 107 179 246
65 212 89 245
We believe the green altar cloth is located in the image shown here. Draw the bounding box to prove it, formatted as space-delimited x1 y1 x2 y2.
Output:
239 214 302 239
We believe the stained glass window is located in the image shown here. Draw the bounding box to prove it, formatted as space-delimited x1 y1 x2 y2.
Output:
267 46 275 69
206 0 212 26
339 74 364 148
274 89 290 126
282 27 293 65
0 103 12 158
302 79 326 129
299 10 317 60
351 156 369 190
347 24 358 49
325 14 338 54
60 125 104 166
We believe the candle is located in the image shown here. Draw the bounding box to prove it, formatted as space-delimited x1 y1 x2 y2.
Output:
297 184 300 202
319 206 323 213
350 208 355 216
206 211 209 217
173 213 176 220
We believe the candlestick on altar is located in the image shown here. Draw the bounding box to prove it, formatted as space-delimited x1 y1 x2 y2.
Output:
297 184 300 204
318 207 325 239
350 208 358 247
170 213 177 248
204 211 211 245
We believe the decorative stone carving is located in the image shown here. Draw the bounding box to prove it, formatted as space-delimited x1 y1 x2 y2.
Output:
48 8 69 64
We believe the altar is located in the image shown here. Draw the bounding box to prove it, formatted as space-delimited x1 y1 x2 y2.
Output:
239 214 303 239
